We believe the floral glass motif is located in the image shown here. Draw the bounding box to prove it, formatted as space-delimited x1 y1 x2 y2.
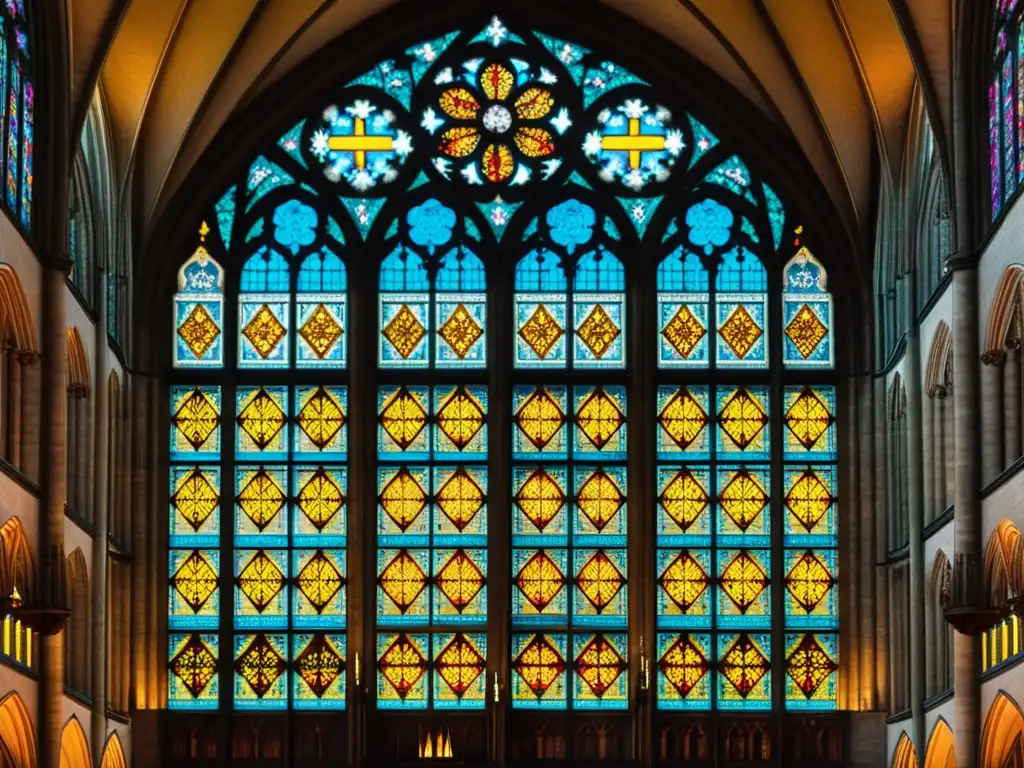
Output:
433 59 556 184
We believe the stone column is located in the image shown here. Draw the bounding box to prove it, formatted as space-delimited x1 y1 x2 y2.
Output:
20 352 41 483
944 395 956 507
1005 344 1022 465
950 264 981 768
980 351 1005 484
904 323 926 751
932 392 946 514
38 265 70 768
76 393 90 520
858 376 878 709
130 375 151 709
7 352 22 467
922 395 935 524
66 393 76 508
90 271 109 767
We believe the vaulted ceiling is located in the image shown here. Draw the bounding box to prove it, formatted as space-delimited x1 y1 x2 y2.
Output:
67 0 956 254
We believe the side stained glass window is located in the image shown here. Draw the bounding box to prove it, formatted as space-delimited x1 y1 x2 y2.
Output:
992 0 1024 221
169 183 349 711
0 0 31 228
376 200 489 711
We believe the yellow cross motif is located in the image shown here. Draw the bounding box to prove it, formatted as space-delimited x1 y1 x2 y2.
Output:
327 117 394 170
601 117 666 170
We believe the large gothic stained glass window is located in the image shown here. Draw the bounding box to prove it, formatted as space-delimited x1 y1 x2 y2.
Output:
167 12 839 725
0 0 32 228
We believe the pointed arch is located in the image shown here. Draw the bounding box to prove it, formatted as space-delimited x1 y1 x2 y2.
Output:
986 520 1022 603
985 265 1024 353
65 327 90 395
0 517 34 601
0 264 35 352
925 321 952 395
100 733 125 768
64 548 90 694
892 731 918 768
924 718 955 768
59 716 90 768
0 692 35 768
981 691 1024 768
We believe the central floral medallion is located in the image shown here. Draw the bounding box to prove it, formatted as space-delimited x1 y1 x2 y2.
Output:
435 61 557 184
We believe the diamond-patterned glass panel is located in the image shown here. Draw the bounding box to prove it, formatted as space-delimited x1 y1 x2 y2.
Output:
512 633 567 708
377 632 429 709
169 633 219 708
716 295 768 368
380 298 429 368
718 633 771 709
240 300 289 368
658 297 709 368
573 633 628 708
516 298 567 368
657 632 711 709
234 633 288 708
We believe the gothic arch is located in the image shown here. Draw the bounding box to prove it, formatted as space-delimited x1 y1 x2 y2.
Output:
985 519 1023 604
925 321 952 396
99 733 125 768
924 718 955 768
926 550 953 694
0 692 35 768
0 518 34 601
981 691 1024 768
64 548 90 694
892 731 918 768
986 265 1024 353
0 265 35 353
64 327 89 395
59 716 90 768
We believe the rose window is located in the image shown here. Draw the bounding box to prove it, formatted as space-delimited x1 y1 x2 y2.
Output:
435 61 557 184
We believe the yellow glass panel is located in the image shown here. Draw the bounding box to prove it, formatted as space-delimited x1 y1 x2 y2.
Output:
380 387 428 450
721 634 769 695
784 303 828 359
515 551 565 611
237 388 286 450
576 304 621 359
379 634 427 697
242 303 287 359
576 469 624 531
720 552 767 611
178 303 221 359
435 550 484 612
719 470 768 531
575 387 624 450
235 634 286 697
658 388 708 450
574 635 625 696
436 634 485 696
379 550 428 613
784 387 834 450
436 468 484 531
237 469 286 530
172 388 220 450
382 304 426 359
658 470 709 531
659 552 709 611
514 388 565 450
661 304 707 359
436 387 485 450
518 304 564 360
718 304 763 359
513 634 565 696
296 386 346 450
238 550 285 611
718 388 767 450
784 552 834 612
438 303 483 359
297 552 344 612
380 468 428 531
298 303 344 358
576 551 625 612
515 469 566 532
297 469 344 530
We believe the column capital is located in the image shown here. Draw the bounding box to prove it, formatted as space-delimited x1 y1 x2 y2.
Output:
42 252 74 274
16 350 39 366
944 251 979 273
982 349 1008 367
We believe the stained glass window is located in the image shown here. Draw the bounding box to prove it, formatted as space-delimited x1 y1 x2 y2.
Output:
376 201 488 710
992 0 1024 221
0 0 31 228
166 13 841 729
169 182 348 711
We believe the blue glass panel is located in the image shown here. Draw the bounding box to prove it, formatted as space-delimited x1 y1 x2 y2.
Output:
715 247 766 292
435 247 485 291
215 186 236 249
515 249 567 291
617 196 662 238
476 196 523 240
246 156 294 212
687 114 719 168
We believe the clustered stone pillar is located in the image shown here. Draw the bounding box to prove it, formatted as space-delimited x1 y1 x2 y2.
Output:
951 264 981 768
91 270 109 767
980 350 1005 485
1005 343 1022 463
38 264 70 768
904 321 926 752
